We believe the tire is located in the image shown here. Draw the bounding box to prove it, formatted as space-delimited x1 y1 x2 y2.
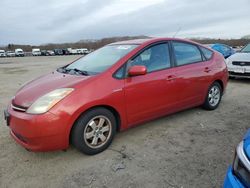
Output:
71 107 116 155
202 82 222 110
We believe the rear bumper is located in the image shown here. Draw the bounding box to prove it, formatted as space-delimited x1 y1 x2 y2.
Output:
223 167 244 188
6 105 70 151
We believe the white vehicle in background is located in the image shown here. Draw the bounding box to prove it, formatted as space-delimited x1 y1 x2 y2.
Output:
77 48 89 55
226 43 250 78
232 46 242 52
0 50 6 57
32 48 41 56
6 51 16 57
46 50 55 56
71 49 78 55
88 49 94 54
15 48 24 57
67 48 72 54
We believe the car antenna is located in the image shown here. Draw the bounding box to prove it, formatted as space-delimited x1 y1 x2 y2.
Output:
173 27 182 38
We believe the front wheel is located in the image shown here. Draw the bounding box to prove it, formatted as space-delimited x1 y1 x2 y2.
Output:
202 82 222 110
71 108 116 155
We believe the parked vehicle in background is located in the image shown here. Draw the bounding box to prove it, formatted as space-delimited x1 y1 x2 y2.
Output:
226 43 250 78
0 50 6 57
15 48 24 57
62 49 70 55
77 48 89 55
54 49 63 55
46 50 55 56
71 49 78 55
223 129 250 188
4 38 228 155
41 50 47 56
207 43 235 58
41 50 55 56
66 48 73 55
6 51 16 57
88 49 94 54
232 46 242 52
32 48 41 56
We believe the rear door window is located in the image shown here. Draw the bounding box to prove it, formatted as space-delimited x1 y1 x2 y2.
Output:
172 42 203 66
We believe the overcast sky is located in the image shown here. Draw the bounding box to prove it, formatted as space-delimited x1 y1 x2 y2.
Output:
0 0 249 45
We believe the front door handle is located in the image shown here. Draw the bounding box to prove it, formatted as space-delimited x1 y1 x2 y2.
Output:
166 75 176 81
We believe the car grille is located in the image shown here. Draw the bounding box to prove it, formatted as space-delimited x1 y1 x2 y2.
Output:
232 61 250 66
233 142 250 187
11 104 27 112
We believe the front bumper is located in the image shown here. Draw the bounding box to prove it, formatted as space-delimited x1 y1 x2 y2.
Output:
223 167 245 188
16 54 24 57
4 109 10 126
228 66 250 78
5 105 70 151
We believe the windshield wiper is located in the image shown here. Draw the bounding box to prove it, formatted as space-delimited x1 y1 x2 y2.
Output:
66 68 89 76
57 67 67 73
57 67 89 75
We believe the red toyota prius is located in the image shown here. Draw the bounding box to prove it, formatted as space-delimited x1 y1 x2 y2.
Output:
4 38 228 155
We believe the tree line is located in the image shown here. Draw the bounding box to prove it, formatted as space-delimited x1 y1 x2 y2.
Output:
2 36 250 52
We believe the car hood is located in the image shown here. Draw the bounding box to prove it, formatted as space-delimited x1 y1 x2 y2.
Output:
243 129 250 160
228 52 250 62
13 71 90 108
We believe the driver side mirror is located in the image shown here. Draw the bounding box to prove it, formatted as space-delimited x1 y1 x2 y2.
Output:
128 65 147 77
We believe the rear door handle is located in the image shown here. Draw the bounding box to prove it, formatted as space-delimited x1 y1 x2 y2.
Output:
204 67 211 73
166 75 176 81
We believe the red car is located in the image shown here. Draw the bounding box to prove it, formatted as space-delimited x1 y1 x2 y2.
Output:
4 38 228 155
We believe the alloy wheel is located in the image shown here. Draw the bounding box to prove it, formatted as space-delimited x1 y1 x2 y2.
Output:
208 85 221 107
83 115 112 149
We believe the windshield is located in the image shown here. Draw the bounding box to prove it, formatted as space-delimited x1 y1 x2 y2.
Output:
65 44 138 74
241 44 250 53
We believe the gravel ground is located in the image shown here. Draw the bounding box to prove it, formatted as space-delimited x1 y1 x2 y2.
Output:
0 56 249 188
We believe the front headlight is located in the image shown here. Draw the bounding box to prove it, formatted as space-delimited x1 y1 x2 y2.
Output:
26 88 74 114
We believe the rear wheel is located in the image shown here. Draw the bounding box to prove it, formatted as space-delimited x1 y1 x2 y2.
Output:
71 108 116 155
203 82 222 110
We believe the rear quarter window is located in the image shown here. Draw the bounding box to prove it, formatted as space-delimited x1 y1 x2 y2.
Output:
200 47 213 60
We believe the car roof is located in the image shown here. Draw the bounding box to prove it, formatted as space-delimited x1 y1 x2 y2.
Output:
109 38 154 45
109 37 202 46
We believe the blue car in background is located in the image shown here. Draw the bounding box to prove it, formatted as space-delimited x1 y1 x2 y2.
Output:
224 129 250 188
208 43 235 59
